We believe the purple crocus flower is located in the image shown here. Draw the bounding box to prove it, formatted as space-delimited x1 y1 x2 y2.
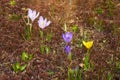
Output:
62 32 73 43
28 8 40 22
65 45 71 54
38 16 51 29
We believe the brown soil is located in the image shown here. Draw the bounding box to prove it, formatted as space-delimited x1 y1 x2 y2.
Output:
0 0 120 80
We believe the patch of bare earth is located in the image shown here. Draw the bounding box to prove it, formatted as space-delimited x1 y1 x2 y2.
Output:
0 0 120 80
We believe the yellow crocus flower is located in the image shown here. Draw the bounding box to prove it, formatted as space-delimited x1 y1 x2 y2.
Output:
82 40 94 49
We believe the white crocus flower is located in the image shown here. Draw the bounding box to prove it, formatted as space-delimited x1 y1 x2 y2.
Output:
38 16 51 29
28 8 40 22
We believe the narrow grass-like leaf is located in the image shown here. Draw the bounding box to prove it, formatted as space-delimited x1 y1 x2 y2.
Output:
20 64 27 72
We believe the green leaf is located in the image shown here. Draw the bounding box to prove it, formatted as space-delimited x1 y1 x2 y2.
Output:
12 64 18 72
45 47 50 54
72 25 79 33
40 45 45 54
9 0 16 6
83 52 90 71
9 14 21 21
96 8 104 14
68 53 72 61
46 32 53 41
20 64 27 71
107 72 113 80
68 68 74 80
16 62 20 69
29 54 33 60
25 26 32 40
22 52 29 61
89 18 95 25
64 23 67 32
68 68 74 74
115 62 120 71
12 62 20 73
39 30 44 38
47 70 54 76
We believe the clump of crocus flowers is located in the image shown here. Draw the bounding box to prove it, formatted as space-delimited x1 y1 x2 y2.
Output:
62 32 73 60
27 8 51 54
62 32 73 53
25 8 51 40
28 8 51 29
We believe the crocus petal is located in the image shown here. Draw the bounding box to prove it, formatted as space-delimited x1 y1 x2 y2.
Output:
32 10 37 21
28 8 32 16
35 12 40 19
39 16 43 22
28 10 33 19
44 18 47 25
62 32 73 43
44 18 47 23
38 20 44 29
62 34 66 42
82 41 93 49
65 45 71 54
68 32 73 42
46 21 51 26
33 10 36 17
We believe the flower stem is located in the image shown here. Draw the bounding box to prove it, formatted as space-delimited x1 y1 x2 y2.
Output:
68 53 72 61
87 49 90 54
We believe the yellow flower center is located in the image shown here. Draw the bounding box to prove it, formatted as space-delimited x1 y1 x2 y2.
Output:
42 21 44 27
